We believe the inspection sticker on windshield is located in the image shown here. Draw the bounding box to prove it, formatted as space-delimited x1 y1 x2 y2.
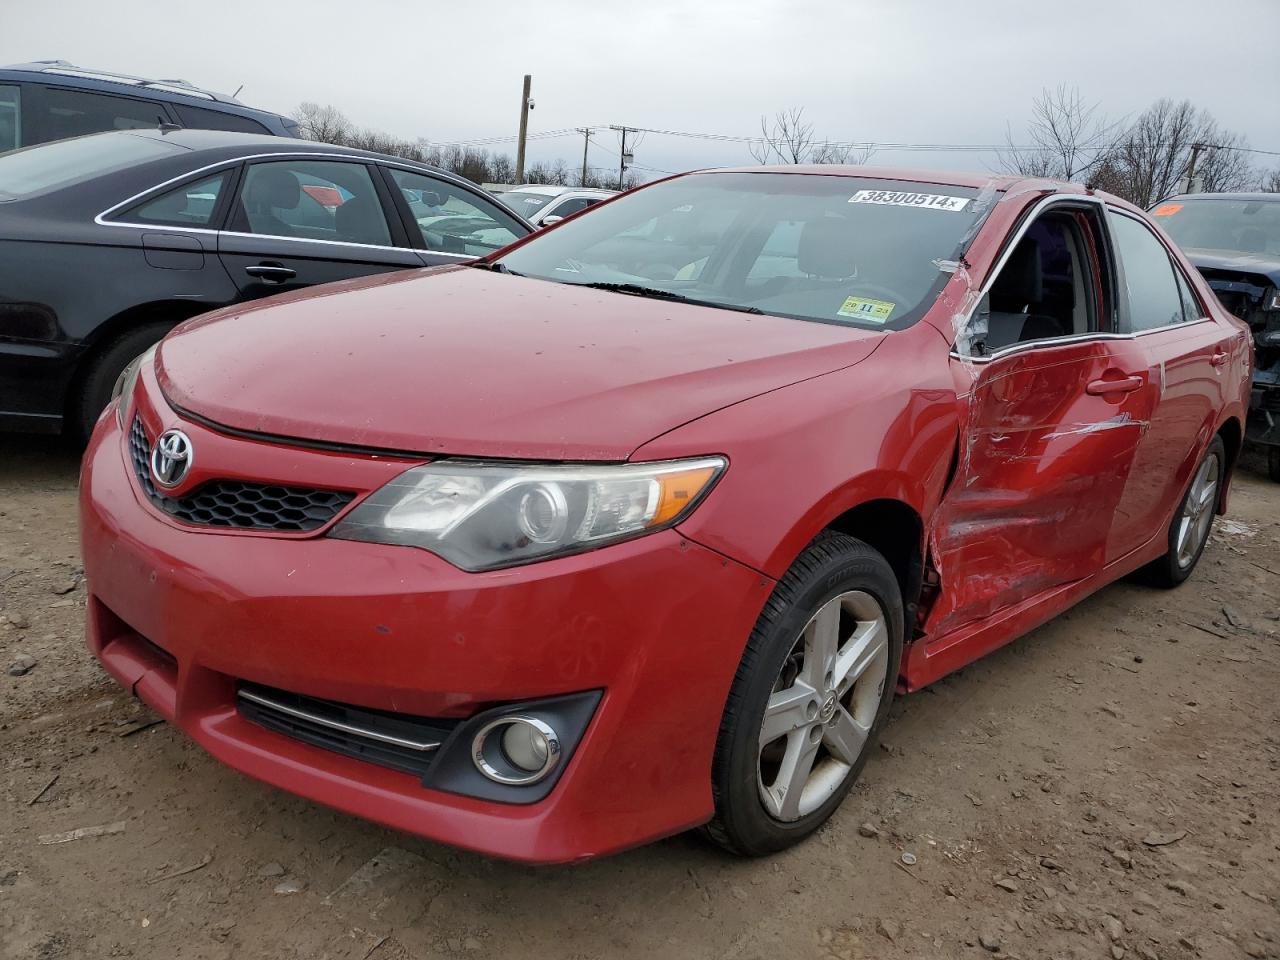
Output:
848 189 970 212
838 296 895 323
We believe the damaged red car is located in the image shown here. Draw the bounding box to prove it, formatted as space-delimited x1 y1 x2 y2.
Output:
80 166 1251 862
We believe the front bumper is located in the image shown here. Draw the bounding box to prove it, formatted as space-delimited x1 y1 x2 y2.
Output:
79 399 772 863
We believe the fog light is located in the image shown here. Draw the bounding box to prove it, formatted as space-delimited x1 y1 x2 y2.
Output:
471 716 561 785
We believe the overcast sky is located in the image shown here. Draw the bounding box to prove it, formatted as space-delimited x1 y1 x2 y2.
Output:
6 0 1279 180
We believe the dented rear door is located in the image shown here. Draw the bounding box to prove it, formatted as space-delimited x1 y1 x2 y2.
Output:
924 339 1156 638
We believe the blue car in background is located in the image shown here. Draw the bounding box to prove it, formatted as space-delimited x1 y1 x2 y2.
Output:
0 60 297 152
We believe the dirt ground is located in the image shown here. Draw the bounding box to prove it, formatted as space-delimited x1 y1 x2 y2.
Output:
0 434 1277 960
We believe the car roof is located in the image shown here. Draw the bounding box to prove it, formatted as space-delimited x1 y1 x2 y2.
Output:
705 164 1031 190
506 185 574 196
72 127 451 168
1161 192 1280 203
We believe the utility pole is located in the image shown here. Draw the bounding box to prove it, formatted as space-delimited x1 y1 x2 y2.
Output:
514 74 532 185
1185 141 1206 194
609 125 636 190
577 127 593 186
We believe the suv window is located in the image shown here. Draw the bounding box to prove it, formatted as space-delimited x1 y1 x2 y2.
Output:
967 211 1098 354
388 168 522 255
172 104 271 135
232 160 392 246
1110 212 1187 332
124 172 227 227
35 86 168 142
0 85 19 151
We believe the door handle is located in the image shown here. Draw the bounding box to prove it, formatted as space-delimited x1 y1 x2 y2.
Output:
1086 375 1143 396
1210 350 1229 367
244 263 296 283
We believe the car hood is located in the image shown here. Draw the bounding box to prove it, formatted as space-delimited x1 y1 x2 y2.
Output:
1184 247 1280 284
158 267 884 460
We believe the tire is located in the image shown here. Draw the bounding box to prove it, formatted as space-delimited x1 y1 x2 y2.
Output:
703 531 903 856
1269 447 1280 484
1139 435 1225 588
73 323 173 442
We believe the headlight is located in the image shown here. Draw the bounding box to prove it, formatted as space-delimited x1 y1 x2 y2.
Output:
329 456 725 570
112 343 158 429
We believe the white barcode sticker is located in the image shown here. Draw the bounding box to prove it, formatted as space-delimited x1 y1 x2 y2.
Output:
849 189 970 211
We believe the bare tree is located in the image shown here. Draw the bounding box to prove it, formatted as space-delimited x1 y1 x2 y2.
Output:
748 107 874 166
749 107 816 164
292 102 354 145
810 140 875 165
1000 85 1118 182
1258 168 1280 192
1094 99 1254 206
288 102 656 189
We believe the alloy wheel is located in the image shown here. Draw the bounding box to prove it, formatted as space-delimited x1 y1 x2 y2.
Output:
756 590 890 822
1175 453 1219 569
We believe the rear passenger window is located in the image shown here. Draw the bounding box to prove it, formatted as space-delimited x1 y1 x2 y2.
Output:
172 104 271 135
232 160 392 246
1110 213 1186 332
0 85 19 151
36 86 168 141
1173 265 1203 322
126 173 227 227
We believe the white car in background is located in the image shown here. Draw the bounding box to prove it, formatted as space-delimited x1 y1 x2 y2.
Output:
498 185 615 226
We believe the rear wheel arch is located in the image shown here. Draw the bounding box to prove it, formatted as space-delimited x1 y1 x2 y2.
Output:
1214 416 1242 507
65 300 212 437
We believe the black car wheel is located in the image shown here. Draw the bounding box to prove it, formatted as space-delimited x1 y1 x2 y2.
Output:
75 323 173 441
703 532 903 856
1269 447 1280 483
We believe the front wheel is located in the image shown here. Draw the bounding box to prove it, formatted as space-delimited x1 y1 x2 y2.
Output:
703 532 903 856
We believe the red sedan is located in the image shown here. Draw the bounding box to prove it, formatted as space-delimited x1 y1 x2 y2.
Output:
80 166 1252 862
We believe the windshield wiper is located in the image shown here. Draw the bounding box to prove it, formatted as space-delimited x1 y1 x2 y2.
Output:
576 282 763 314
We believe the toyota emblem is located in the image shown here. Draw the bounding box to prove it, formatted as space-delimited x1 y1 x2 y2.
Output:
151 429 193 488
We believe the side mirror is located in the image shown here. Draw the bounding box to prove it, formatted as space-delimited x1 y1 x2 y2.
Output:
540 215 564 227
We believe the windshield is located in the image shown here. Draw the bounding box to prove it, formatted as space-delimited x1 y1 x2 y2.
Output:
500 191 558 221
1152 198 1280 258
0 133 184 201
495 173 984 329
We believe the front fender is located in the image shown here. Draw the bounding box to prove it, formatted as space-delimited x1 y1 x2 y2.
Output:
635 325 957 578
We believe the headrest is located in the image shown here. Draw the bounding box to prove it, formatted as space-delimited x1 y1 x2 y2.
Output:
249 168 300 210
990 237 1043 308
334 196 386 245
798 218 859 279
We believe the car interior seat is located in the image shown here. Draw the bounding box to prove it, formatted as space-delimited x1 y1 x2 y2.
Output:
244 168 301 236
982 237 1067 350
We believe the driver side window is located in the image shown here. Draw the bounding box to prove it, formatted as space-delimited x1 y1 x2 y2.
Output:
964 209 1101 356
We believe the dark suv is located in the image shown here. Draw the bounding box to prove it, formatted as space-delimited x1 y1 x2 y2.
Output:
0 60 297 151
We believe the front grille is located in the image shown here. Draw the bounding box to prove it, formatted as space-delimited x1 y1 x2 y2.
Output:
236 683 459 778
129 418 354 531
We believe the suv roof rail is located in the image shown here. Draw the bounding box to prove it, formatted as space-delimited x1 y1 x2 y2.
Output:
6 61 238 104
